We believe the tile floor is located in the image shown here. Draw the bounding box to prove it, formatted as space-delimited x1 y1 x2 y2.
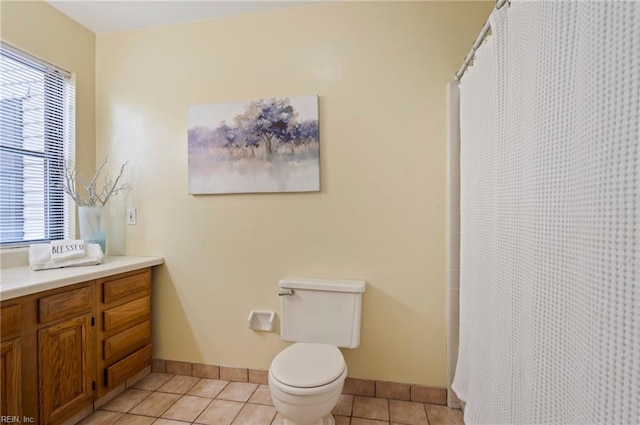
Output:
79 373 465 425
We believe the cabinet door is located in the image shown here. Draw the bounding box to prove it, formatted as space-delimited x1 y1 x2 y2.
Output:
0 338 21 418
38 314 94 425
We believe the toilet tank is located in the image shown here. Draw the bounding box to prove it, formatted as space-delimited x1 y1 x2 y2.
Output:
279 277 366 348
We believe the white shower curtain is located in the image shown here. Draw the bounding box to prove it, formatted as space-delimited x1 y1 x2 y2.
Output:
453 1 639 424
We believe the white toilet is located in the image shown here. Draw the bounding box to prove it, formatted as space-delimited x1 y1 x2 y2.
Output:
268 277 366 425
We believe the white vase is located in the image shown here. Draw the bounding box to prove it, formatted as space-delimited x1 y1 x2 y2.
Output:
78 206 107 254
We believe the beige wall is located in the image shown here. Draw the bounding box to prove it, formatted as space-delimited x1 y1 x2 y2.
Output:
96 1 490 387
1 0 96 186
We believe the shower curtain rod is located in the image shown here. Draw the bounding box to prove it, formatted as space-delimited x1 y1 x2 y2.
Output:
454 0 509 81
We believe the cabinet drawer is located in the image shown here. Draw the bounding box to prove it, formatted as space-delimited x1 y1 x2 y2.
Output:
103 270 150 304
104 321 151 363
103 296 150 333
1 305 22 338
104 344 151 389
39 286 93 324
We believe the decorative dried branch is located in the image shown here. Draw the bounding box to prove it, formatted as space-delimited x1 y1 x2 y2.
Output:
62 157 128 207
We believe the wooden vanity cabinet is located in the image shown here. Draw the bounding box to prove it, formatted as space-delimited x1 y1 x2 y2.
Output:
38 285 96 425
1 304 23 419
1 281 96 425
97 269 152 397
0 267 153 425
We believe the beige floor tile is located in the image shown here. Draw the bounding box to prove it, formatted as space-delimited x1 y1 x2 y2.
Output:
351 418 389 425
389 400 428 425
157 375 201 394
153 420 189 425
248 384 273 405
243 411 352 424
231 403 276 425
217 382 259 402
335 415 351 425
270 413 285 425
161 395 212 422
131 373 174 391
114 414 156 425
425 405 465 425
101 389 152 413
332 394 354 416
85 374 458 425
352 396 389 421
78 410 124 425
130 392 181 417
195 399 244 425
188 379 229 398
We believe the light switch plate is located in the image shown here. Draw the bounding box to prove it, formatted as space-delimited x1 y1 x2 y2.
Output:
127 208 137 225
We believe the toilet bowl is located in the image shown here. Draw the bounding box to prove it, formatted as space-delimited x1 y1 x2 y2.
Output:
269 277 365 425
269 343 347 425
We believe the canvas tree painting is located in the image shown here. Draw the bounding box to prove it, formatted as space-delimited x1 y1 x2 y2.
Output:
188 95 319 194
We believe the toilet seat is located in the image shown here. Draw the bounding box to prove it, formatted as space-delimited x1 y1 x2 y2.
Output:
270 343 346 389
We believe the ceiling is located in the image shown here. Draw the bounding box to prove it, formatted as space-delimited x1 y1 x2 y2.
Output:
45 0 326 34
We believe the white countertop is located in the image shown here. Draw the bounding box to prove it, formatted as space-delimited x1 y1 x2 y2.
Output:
0 256 164 301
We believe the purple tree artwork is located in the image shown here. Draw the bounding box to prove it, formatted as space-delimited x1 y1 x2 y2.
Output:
188 96 319 194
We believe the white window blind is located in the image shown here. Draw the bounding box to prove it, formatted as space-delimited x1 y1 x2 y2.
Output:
0 42 75 246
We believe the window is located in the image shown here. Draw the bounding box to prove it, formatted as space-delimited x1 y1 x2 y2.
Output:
0 43 75 246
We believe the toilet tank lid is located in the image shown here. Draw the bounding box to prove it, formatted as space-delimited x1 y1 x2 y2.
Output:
279 277 366 293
